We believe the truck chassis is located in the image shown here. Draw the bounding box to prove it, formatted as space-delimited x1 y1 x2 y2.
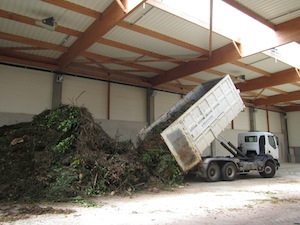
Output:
194 155 279 182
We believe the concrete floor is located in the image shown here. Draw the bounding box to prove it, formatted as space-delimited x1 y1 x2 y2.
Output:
2 163 300 225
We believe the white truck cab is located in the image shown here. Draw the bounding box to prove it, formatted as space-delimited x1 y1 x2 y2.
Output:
238 131 279 160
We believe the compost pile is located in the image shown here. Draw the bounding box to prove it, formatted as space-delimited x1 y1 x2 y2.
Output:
0 105 185 202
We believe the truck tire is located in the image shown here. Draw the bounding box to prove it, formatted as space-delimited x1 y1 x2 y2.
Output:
222 162 237 181
259 161 276 178
207 162 221 182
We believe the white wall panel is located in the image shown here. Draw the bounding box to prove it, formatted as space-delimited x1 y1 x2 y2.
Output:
154 91 181 119
0 65 52 114
287 112 300 147
268 111 282 133
255 109 268 131
62 76 108 119
110 83 146 122
233 107 250 130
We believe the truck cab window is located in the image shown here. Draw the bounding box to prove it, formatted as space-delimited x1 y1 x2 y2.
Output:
268 136 276 149
245 136 257 142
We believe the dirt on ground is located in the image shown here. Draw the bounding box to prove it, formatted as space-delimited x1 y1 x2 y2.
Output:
0 163 299 225
2 105 299 224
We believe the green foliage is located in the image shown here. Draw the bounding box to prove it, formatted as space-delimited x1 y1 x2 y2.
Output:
71 153 81 168
53 135 76 154
47 167 78 200
141 148 184 185
72 196 102 208
141 149 164 167
45 106 80 132
157 154 184 184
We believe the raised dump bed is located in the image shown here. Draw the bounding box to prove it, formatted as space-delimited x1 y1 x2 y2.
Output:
160 75 245 172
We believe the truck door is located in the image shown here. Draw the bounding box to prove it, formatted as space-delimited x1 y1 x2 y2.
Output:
259 135 266 155
266 135 279 159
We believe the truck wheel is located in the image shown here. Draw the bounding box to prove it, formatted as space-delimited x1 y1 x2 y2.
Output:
222 162 237 181
206 162 221 182
259 161 276 178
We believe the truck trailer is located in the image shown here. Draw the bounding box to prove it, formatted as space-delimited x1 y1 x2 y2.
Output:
140 75 280 182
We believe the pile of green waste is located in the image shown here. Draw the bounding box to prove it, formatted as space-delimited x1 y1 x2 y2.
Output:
0 105 184 202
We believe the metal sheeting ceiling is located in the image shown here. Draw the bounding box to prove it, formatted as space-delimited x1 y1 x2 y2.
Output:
125 4 232 50
0 0 299 112
236 0 300 24
104 26 203 58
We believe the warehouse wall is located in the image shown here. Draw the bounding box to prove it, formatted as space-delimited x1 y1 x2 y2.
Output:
286 112 300 163
62 76 108 119
154 91 182 120
0 65 148 142
0 64 290 161
0 64 52 124
233 107 250 130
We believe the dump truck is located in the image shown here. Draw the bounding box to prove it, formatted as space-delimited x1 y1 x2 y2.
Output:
139 75 280 182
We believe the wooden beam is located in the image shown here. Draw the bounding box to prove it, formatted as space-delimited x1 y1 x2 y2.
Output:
42 0 99 18
0 47 47 51
230 60 270 77
66 67 151 87
241 17 300 56
81 52 164 74
150 42 240 86
58 0 145 68
0 9 81 37
282 105 300 112
296 68 300 78
70 62 150 82
222 0 276 30
209 0 213 58
1 49 58 65
0 31 68 52
253 90 300 106
292 82 300 88
243 91 268 99
98 38 181 65
93 56 208 64
146 0 240 42
267 87 288 95
236 68 299 92
150 21 297 86
0 9 181 67
118 21 208 55
182 76 205 83
0 55 58 70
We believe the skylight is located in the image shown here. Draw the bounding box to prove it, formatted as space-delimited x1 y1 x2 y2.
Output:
158 0 299 69
160 0 274 41
263 42 300 69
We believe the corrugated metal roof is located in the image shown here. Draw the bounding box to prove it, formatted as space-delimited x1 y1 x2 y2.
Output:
259 89 280 97
0 40 31 48
0 18 70 46
0 0 96 32
190 71 220 81
0 0 299 111
125 4 231 50
65 0 113 12
88 43 142 60
102 63 139 71
238 53 269 65
236 0 300 24
127 71 157 78
212 63 264 81
250 57 292 73
274 84 300 93
136 61 177 71
104 26 202 58
17 49 62 59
